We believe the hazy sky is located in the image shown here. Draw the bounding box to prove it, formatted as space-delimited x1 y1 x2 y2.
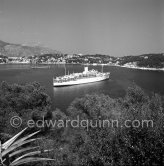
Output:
0 0 163 56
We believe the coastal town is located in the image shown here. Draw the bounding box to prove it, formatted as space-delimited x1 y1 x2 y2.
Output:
0 53 120 65
1 53 164 71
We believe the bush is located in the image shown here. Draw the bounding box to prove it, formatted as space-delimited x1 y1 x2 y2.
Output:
0 81 51 135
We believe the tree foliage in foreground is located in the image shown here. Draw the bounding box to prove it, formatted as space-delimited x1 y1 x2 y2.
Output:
47 84 164 166
1 82 164 166
0 81 51 137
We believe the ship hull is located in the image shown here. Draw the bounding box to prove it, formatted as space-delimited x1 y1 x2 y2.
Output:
53 74 110 87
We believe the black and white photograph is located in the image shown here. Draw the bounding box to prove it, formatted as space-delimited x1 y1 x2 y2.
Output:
0 0 164 165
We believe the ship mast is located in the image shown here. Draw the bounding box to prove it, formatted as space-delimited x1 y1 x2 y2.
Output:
64 64 66 75
101 64 104 73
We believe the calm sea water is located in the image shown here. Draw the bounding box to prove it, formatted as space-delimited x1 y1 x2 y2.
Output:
0 64 164 111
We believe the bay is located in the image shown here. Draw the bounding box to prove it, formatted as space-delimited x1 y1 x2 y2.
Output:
0 64 164 111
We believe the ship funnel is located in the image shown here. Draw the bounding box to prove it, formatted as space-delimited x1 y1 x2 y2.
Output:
84 66 88 73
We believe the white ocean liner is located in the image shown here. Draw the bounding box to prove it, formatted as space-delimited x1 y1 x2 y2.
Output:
53 66 110 87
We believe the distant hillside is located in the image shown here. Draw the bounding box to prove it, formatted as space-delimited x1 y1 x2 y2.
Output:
0 40 164 69
118 54 164 68
0 40 62 57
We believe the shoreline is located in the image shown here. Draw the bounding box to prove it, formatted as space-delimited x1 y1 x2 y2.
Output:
0 63 164 71
115 65 164 71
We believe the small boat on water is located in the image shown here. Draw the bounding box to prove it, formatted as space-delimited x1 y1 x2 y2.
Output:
30 59 50 69
53 66 110 87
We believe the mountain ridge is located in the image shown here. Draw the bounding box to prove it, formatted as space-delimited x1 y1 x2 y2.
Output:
0 40 62 57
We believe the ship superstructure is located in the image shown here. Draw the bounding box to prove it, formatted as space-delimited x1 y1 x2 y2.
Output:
53 66 110 87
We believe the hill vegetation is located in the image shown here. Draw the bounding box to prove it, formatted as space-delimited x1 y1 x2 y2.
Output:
119 53 164 68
